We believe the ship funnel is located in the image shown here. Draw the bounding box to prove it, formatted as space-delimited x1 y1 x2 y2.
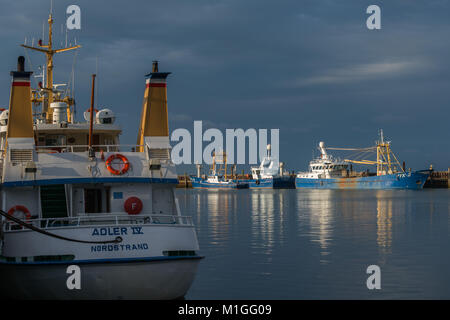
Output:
17 56 25 72
137 62 171 153
6 56 35 151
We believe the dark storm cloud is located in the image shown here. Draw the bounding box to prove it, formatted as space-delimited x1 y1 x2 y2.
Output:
0 0 449 170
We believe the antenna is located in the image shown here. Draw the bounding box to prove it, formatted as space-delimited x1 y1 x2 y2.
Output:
96 56 99 109
21 4 81 123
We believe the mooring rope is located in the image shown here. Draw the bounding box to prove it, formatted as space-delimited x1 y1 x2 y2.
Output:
0 210 122 244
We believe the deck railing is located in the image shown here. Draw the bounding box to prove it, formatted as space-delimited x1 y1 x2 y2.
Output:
35 144 145 153
3 213 194 232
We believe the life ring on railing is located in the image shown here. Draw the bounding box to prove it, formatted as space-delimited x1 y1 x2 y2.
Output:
106 154 130 175
124 197 143 215
8 205 32 221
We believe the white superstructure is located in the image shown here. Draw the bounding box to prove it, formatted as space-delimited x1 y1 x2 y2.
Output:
251 144 281 179
296 141 349 179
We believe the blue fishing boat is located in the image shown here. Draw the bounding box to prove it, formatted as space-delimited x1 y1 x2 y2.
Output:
248 144 295 189
191 151 249 189
295 131 430 190
191 176 249 189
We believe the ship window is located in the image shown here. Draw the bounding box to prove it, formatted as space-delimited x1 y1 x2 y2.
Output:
45 135 66 146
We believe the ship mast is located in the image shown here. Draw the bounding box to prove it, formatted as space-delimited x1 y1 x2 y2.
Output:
332 130 405 175
21 11 80 123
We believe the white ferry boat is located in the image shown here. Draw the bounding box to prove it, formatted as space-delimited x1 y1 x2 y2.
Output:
0 13 201 299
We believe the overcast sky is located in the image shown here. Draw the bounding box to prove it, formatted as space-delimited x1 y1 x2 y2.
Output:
0 0 449 171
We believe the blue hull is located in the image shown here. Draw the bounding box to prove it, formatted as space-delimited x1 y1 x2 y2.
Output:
295 171 430 190
248 178 273 189
191 177 249 189
248 176 296 189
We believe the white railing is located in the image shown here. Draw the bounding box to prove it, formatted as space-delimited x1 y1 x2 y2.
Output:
3 213 194 232
35 144 145 153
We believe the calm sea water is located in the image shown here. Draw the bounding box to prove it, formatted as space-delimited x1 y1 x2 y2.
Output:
177 189 450 299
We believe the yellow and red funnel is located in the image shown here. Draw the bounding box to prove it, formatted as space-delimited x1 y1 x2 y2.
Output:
137 61 171 152
6 56 35 149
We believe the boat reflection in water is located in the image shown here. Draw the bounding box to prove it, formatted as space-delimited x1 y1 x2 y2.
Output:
376 191 394 257
182 188 449 299
297 190 334 262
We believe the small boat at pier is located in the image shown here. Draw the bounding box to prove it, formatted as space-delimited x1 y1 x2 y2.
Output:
248 144 295 189
191 151 249 189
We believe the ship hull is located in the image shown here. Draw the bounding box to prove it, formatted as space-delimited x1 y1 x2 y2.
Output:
249 176 296 189
295 171 430 190
0 257 201 300
0 218 201 299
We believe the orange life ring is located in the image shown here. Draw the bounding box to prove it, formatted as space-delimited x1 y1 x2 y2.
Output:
106 154 130 175
8 205 32 221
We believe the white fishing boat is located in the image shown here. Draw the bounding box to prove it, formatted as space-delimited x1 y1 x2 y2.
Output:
248 144 295 188
0 12 201 299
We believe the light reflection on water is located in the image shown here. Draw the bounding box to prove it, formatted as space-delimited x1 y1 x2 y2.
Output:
178 189 450 299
